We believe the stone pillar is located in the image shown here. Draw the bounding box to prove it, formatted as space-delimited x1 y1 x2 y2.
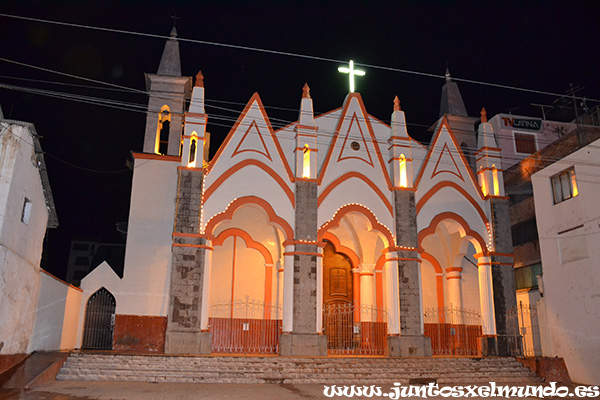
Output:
165 168 212 354
388 189 432 357
477 256 497 355
279 181 327 356
316 247 324 333
490 197 520 356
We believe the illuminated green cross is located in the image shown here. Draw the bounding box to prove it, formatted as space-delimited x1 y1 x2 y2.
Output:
338 60 365 93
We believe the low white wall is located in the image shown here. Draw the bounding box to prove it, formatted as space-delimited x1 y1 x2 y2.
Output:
27 270 82 352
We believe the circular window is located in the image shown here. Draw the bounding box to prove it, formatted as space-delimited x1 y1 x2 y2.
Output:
350 141 360 151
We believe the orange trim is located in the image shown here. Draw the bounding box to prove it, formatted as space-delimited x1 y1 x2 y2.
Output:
177 166 204 171
413 116 483 193
388 156 413 163
318 172 394 216
421 252 445 321
431 142 464 182
173 232 204 238
295 178 319 183
296 124 318 132
474 146 501 156
294 146 319 152
445 267 463 273
322 233 360 269
205 196 294 240
41 269 83 292
207 92 294 182
477 167 504 174
172 243 213 250
375 270 383 321
446 276 461 280
391 186 417 192
396 257 422 262
359 272 374 277
416 181 489 226
232 120 273 161
283 251 323 257
282 240 319 246
132 152 180 162
336 113 375 167
388 136 412 141
353 269 361 309
418 212 489 257
204 159 294 206
318 203 394 246
487 195 509 200
317 93 392 188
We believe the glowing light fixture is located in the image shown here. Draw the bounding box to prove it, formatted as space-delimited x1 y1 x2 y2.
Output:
570 169 579 197
399 154 408 188
302 144 311 178
338 60 365 93
492 165 499 196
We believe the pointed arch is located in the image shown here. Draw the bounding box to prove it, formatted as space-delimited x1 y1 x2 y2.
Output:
418 212 488 257
318 203 394 246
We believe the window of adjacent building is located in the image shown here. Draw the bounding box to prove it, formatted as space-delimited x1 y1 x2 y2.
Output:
551 167 578 204
21 198 32 225
514 132 537 154
74 256 90 266
515 263 542 290
511 218 538 246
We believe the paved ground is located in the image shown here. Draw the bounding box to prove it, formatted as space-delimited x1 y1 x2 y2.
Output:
2 380 596 400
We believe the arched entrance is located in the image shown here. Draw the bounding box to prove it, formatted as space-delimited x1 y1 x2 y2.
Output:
82 288 116 350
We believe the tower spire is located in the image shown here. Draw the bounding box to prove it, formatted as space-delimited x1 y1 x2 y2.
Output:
157 26 182 77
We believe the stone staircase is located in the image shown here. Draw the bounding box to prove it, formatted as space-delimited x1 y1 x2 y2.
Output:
57 353 540 385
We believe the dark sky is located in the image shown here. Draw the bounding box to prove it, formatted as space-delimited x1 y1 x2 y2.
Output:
1 1 599 280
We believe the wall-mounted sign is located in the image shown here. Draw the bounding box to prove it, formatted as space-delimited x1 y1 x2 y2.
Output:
501 117 542 131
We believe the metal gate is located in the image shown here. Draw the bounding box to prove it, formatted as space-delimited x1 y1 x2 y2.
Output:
424 306 482 356
323 303 388 356
507 302 541 357
82 287 116 350
209 298 282 354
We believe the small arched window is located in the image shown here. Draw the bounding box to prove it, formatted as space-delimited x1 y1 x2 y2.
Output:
157 106 171 155
189 139 197 165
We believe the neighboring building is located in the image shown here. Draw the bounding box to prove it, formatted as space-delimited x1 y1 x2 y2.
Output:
78 30 520 358
66 240 125 286
530 134 600 385
0 114 58 355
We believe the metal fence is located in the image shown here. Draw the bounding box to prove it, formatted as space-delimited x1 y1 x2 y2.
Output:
209 298 282 354
507 302 542 357
423 306 482 356
323 303 388 356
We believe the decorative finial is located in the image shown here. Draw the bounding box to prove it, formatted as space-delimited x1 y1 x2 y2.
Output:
445 67 451 82
302 83 311 99
480 107 487 123
195 70 204 88
170 26 178 38
393 96 401 111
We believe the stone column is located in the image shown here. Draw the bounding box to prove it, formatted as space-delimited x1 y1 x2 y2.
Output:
279 180 327 356
490 197 520 356
316 247 324 333
388 189 432 357
477 256 497 355
165 168 212 354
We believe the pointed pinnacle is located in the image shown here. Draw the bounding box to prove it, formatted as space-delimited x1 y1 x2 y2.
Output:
302 83 311 99
480 107 487 123
195 70 204 88
393 96 401 111
445 67 451 82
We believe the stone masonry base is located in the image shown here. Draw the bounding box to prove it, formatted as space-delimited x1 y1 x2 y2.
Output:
164 331 212 355
279 333 327 356
388 335 432 357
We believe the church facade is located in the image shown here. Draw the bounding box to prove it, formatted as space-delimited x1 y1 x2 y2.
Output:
77 31 519 357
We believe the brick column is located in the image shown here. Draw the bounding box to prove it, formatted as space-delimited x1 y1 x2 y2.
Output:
164 168 212 354
279 180 327 356
490 197 520 356
388 190 432 357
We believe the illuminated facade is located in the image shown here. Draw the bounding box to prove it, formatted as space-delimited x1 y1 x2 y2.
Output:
78 32 520 358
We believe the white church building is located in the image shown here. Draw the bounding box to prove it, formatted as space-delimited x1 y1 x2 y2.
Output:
77 29 520 358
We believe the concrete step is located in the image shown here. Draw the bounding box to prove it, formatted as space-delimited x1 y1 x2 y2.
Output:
57 353 540 385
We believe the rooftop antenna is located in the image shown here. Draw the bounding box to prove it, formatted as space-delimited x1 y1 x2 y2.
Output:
531 103 553 120
507 106 519 115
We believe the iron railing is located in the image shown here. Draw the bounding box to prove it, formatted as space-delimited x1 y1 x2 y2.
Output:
423 306 482 356
507 302 542 357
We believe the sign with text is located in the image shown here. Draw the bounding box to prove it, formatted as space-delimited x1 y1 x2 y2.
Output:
502 117 542 131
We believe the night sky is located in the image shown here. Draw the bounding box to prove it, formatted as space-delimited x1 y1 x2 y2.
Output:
1 1 598 280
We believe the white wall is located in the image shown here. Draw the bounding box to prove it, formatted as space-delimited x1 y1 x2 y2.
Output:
531 138 600 385
0 122 49 354
28 270 82 351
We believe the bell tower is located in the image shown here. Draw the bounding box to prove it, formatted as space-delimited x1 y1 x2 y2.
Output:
143 27 192 155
